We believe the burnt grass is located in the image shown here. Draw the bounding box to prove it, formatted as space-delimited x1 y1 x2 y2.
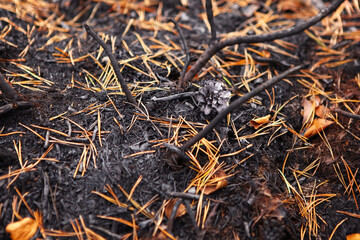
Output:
1 0 360 239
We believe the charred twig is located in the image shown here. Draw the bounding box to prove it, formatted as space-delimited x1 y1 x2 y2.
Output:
151 92 195 101
181 64 307 150
167 198 183 233
166 191 227 204
90 225 124 239
205 0 217 43
334 108 360 120
0 101 33 116
167 191 201 200
181 0 345 87
168 19 191 89
252 55 292 67
0 72 19 102
163 142 192 164
197 202 219 240
84 24 137 105
184 200 200 234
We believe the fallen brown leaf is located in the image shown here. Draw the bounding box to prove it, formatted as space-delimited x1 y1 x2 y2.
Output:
6 217 38 240
250 114 270 129
347 233 360 240
302 95 322 125
203 168 228 195
164 198 186 219
302 118 334 138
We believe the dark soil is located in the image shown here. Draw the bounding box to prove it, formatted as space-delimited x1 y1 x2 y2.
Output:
1 0 360 239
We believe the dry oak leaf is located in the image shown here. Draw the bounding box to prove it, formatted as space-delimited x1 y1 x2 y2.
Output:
165 198 186 219
6 217 38 240
250 115 271 129
347 233 360 240
302 118 334 138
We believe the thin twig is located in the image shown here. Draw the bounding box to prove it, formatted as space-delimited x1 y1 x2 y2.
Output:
181 64 307 150
167 198 183 233
83 24 137 105
206 0 217 43
167 191 201 200
252 55 292 67
184 200 200 234
168 19 191 89
90 225 124 239
334 108 360 120
181 0 345 87
151 92 195 101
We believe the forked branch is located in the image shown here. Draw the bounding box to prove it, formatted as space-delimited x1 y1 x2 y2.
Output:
181 0 345 88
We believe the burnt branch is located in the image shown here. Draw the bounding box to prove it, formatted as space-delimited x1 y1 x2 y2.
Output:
84 24 137 105
334 108 360 121
0 101 33 116
168 19 191 89
181 64 307 150
206 0 217 43
181 0 345 87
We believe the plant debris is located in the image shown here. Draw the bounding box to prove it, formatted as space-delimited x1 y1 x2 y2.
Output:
1 0 360 239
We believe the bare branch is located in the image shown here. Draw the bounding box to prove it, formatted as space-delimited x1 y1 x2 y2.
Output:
181 0 345 87
168 18 191 89
84 24 137 105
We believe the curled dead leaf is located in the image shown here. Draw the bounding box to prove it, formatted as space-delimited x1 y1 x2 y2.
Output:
315 105 331 118
302 118 334 138
347 233 360 240
164 198 186 219
250 115 270 129
6 217 38 240
203 168 228 195
302 96 322 125
277 0 305 12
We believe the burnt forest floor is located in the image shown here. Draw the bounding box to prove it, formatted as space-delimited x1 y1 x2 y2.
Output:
1 0 360 239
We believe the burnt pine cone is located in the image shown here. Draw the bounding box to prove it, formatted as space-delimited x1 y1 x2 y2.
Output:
196 80 231 115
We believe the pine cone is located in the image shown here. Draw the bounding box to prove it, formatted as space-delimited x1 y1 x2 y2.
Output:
195 80 231 115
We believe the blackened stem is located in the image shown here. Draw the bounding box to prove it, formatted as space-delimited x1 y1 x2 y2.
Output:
181 0 345 87
84 24 137 105
168 19 191 89
206 0 217 43
0 72 18 102
181 64 307 150
334 108 360 120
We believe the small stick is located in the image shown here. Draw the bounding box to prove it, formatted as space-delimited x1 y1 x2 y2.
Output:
0 72 18 102
181 0 345 87
184 200 200 234
0 101 32 116
167 198 183 232
252 55 292 67
334 108 360 120
181 64 307 150
151 92 195 101
84 24 137 105
205 0 217 43
168 19 191 89
44 130 50 148
66 119 72 137
167 191 201 200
